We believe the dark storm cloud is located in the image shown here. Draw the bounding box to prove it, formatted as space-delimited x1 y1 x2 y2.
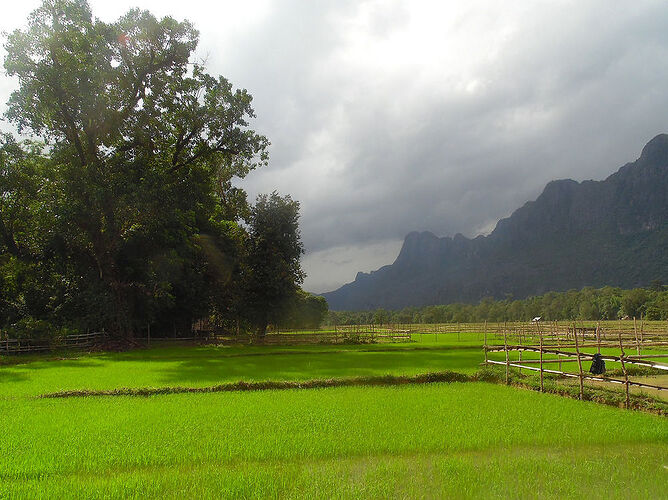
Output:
205 0 668 291
4 1 668 292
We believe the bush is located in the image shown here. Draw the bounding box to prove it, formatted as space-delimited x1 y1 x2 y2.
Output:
6 317 78 341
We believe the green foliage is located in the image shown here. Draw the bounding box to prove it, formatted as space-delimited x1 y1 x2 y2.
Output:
373 308 390 326
277 290 329 329
620 288 649 319
5 317 60 340
329 285 668 324
0 1 313 339
243 192 305 334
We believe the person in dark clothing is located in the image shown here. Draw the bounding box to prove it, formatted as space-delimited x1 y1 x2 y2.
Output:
589 353 606 375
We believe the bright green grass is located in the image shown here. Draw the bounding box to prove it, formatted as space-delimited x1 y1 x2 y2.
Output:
411 330 486 346
8 445 666 499
2 341 666 498
2 383 666 498
1 338 663 399
0 343 483 398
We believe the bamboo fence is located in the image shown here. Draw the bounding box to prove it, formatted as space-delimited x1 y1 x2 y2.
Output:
482 321 668 408
205 331 412 346
0 331 107 354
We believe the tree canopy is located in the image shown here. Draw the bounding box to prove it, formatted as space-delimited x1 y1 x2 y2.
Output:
0 0 318 338
328 286 668 325
243 192 305 335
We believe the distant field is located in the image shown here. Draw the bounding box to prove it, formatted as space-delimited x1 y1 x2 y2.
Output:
1 334 667 498
0 342 482 398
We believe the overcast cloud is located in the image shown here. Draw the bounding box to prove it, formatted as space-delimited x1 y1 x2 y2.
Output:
3 1 668 293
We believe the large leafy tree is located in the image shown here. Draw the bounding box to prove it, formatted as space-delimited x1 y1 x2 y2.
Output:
2 0 269 336
0 134 56 328
280 291 329 330
244 193 305 335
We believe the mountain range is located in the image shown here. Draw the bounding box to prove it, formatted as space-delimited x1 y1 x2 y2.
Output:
322 134 668 310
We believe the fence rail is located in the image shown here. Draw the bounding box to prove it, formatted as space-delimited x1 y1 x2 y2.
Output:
205 331 412 346
0 331 106 354
0 328 415 354
329 319 668 337
482 321 668 408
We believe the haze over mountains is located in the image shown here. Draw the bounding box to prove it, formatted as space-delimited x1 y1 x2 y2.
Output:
323 134 668 311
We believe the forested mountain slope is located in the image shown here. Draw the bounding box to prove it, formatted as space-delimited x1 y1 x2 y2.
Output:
323 134 668 310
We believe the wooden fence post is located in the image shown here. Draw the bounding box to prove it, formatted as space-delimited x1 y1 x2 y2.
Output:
595 321 601 354
484 321 488 365
573 322 584 400
633 317 640 356
504 327 509 385
618 332 631 409
556 325 562 373
539 324 544 392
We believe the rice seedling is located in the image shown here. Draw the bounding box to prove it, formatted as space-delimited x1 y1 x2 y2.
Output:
1 383 666 498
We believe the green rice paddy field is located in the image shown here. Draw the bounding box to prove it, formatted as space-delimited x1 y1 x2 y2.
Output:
1 335 667 498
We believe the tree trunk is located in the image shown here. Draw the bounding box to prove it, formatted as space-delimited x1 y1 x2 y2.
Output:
110 279 134 339
257 316 268 337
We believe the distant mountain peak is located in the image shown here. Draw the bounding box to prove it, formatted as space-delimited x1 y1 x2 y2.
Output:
405 230 438 240
640 133 668 163
322 134 668 310
394 230 440 266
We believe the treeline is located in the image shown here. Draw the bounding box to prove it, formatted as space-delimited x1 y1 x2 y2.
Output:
274 291 329 330
327 285 668 325
0 1 327 339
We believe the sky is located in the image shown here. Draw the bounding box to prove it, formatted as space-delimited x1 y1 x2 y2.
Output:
2 0 668 293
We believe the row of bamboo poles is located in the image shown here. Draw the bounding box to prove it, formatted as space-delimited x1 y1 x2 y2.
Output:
333 319 668 337
482 321 668 409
